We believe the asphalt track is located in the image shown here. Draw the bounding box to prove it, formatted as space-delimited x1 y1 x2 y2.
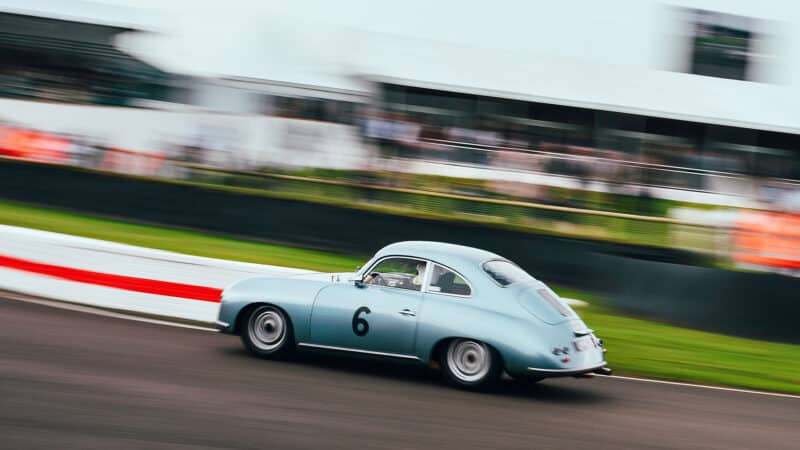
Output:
1 296 798 450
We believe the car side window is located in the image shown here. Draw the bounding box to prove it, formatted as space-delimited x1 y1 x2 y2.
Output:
363 257 426 291
428 264 471 296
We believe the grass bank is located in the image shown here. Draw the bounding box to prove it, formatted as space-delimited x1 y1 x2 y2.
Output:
0 200 361 272
1 200 797 394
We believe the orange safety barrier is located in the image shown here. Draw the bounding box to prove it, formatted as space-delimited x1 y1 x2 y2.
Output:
0 126 70 163
733 211 800 269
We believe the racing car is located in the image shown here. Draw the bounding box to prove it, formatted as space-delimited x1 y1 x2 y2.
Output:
216 241 609 389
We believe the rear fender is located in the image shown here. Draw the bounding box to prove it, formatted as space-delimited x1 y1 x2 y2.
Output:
414 296 550 376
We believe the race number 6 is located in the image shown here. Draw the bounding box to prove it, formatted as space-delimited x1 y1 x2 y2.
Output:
352 306 371 336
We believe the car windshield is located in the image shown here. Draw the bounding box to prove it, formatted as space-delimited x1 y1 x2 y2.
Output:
482 260 533 286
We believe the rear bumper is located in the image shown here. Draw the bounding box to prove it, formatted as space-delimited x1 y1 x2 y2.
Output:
526 363 611 378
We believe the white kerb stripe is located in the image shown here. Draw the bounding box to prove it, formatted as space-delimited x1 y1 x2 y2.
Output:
605 374 800 400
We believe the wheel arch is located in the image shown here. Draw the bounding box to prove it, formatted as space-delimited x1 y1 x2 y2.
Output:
429 336 506 371
219 277 326 342
234 301 295 338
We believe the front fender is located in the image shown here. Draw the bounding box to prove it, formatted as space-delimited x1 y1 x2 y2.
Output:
217 277 328 342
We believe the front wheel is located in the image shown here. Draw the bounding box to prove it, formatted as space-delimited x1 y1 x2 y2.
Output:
440 338 501 390
240 305 295 359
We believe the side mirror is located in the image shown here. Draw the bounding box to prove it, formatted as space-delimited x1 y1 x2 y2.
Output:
353 279 366 288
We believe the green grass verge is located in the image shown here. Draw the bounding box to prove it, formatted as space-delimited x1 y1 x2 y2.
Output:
552 285 799 394
0 200 362 272
577 304 800 394
1 200 798 394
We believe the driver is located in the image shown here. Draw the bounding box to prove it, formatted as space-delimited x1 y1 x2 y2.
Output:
411 262 425 287
363 271 378 284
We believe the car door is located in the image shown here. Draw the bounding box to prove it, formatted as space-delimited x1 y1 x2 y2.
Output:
307 257 426 357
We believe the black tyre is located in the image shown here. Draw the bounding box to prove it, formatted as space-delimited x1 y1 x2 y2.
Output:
240 305 295 359
440 338 501 390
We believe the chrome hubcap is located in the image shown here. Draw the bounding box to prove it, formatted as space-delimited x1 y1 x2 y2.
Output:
249 309 285 351
447 339 490 382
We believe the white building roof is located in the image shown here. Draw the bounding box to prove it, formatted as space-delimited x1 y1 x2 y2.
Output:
3 0 800 132
0 0 157 30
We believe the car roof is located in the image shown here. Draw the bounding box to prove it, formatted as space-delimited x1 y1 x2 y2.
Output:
373 241 504 268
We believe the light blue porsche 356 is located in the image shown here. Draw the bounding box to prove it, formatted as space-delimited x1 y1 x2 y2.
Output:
216 241 609 389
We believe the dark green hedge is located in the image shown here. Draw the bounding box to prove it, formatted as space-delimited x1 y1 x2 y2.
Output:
0 159 797 343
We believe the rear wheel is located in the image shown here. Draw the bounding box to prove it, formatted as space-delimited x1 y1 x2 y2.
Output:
240 305 294 359
440 338 501 390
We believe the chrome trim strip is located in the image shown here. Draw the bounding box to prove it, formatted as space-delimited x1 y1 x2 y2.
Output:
214 320 230 329
426 290 472 299
527 362 607 375
297 343 420 360
421 258 433 293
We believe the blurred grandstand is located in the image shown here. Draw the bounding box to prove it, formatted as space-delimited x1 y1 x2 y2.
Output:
0 9 173 106
0 0 798 274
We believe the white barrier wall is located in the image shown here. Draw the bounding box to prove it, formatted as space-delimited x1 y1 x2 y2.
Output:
0 99 371 170
0 225 312 323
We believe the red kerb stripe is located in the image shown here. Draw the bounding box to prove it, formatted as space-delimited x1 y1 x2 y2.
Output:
0 254 222 302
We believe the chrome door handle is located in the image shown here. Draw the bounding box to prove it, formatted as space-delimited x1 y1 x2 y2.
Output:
398 309 416 317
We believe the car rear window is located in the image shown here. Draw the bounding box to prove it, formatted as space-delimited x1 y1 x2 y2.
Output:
482 260 532 286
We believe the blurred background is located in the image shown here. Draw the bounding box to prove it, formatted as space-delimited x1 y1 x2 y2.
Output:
0 0 799 342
